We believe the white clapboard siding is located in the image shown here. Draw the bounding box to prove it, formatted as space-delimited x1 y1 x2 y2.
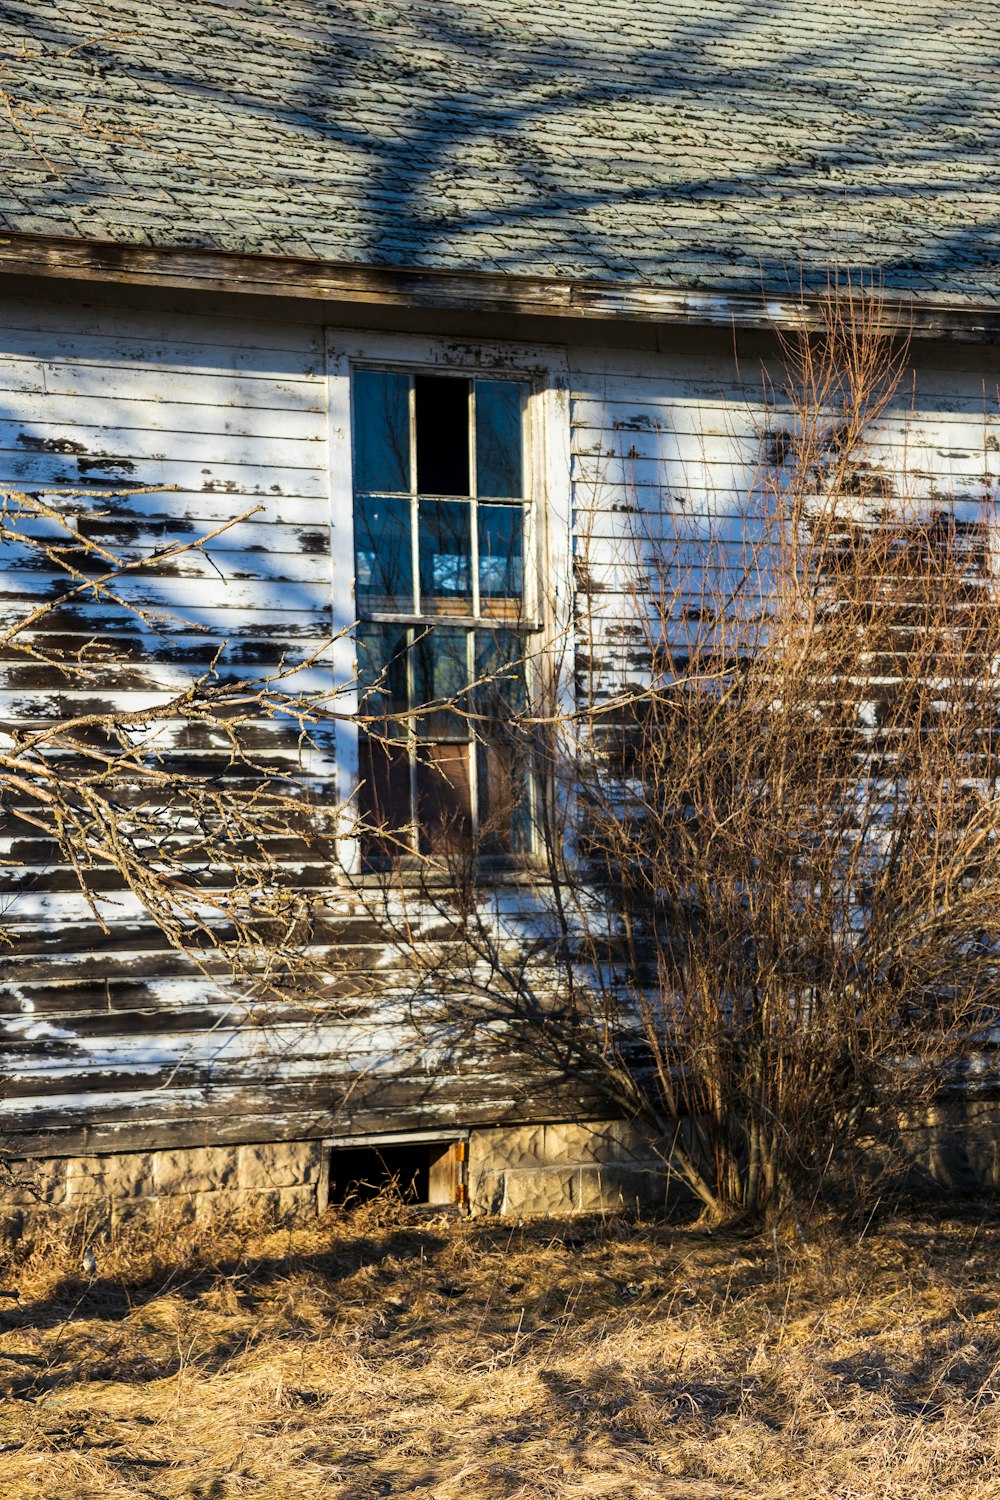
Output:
37 364 324 411
7 301 1000 1161
0 420 324 468
1 491 336 526
0 299 586 1161
0 297 364 1155
0 451 329 496
569 341 1000 710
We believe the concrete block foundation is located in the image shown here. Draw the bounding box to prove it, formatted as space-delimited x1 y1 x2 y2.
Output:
10 1101 999 1232
466 1120 663 1217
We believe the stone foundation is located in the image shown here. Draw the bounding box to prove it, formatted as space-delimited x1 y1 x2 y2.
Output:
5 1139 325 1228
467 1120 664 1216
889 1098 1000 1194
4 1120 665 1229
9 1100 998 1232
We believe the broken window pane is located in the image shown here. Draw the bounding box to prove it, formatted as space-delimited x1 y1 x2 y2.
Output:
415 375 471 496
476 380 525 498
478 504 523 606
353 369 410 493
355 495 413 611
419 500 472 612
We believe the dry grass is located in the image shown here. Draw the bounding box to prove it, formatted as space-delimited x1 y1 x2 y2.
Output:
0 1199 997 1498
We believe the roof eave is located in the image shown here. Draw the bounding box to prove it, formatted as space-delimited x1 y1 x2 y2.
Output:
0 231 997 341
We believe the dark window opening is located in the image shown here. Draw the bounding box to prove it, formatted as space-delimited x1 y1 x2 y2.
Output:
327 1141 461 1208
415 375 470 495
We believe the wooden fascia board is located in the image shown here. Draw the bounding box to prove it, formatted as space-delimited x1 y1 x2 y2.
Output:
0 232 998 339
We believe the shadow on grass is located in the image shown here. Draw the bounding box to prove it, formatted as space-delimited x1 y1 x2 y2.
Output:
3 1201 1000 1420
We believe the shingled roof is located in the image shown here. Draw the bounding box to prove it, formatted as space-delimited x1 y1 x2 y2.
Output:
0 0 998 303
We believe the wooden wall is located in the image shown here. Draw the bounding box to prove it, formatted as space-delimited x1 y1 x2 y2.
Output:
0 296 417 1157
568 339 1000 705
2 291 999 1158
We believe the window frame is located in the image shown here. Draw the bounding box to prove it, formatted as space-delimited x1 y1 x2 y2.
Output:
326 331 572 878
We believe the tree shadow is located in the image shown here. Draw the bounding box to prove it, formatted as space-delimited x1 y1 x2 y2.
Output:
0 1 997 296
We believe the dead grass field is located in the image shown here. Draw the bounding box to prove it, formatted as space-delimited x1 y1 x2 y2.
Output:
0 1199 998 1498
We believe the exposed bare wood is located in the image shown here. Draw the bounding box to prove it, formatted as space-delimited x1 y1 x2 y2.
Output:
1 232 999 340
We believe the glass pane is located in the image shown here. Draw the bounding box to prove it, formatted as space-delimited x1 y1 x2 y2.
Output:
475 628 527 721
417 743 472 855
479 504 523 606
353 370 410 493
415 375 470 496
475 380 526 498
477 742 532 854
413 626 471 740
354 495 413 611
356 624 410 737
358 738 412 861
418 500 472 613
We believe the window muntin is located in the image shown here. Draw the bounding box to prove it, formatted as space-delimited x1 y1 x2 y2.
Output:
352 369 534 861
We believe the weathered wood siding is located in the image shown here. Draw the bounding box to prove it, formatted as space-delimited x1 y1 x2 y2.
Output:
0 298 345 1153
569 341 1000 705
3 298 999 1159
0 298 612 1158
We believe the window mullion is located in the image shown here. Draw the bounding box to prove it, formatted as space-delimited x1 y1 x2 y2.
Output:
409 377 420 617
407 377 420 853
405 625 418 854
470 383 480 623
468 385 480 841
467 628 479 841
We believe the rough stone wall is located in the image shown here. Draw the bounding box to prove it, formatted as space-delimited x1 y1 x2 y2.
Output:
11 1103 997 1233
891 1100 1000 1195
6 1140 325 1229
4 1120 668 1231
467 1120 665 1216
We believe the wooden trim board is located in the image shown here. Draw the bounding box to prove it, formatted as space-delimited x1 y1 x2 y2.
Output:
0 232 997 340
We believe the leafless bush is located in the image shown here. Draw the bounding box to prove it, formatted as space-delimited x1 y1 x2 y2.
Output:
359 286 1000 1223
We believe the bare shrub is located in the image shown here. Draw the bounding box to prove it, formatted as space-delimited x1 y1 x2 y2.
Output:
358 286 1000 1223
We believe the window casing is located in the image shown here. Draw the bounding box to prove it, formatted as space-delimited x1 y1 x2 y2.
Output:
350 365 539 863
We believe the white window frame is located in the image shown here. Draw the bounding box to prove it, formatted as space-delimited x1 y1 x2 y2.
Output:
326 329 572 876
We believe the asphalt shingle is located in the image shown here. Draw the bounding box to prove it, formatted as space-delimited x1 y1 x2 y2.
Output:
0 0 997 300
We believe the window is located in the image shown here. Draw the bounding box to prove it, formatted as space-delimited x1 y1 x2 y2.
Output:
351 368 536 862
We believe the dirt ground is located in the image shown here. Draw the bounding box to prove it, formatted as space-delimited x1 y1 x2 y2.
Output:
0 1197 997 1498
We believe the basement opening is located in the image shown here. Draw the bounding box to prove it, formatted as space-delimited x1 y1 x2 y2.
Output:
326 1137 466 1209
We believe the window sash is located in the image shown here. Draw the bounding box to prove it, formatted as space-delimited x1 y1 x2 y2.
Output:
326 330 572 879
352 365 536 860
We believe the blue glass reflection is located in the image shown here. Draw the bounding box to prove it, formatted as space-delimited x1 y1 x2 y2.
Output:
413 626 471 740
479 505 523 601
353 370 410 493
475 381 525 499
354 495 413 611
418 500 472 609
475 628 527 718
356 623 410 736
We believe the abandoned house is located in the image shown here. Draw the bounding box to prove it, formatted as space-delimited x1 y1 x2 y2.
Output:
1 0 1000 1222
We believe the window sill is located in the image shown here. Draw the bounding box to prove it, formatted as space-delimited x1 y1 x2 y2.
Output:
334 853 551 890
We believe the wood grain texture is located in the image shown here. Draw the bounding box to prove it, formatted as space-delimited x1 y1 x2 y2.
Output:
1 233 1000 340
